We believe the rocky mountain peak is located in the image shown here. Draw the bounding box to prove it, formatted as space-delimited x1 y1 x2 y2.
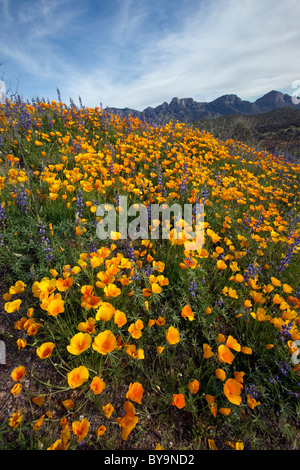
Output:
105 90 299 124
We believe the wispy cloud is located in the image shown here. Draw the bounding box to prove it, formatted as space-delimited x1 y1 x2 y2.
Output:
1 0 300 109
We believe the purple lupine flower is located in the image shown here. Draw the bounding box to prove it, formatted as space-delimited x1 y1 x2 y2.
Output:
109 158 114 178
201 187 210 204
277 361 291 377
156 165 166 198
244 262 262 282
214 298 224 308
245 384 259 400
125 244 136 263
278 323 292 343
70 97 76 109
88 242 97 254
179 162 188 200
0 203 6 227
13 186 30 214
47 115 53 129
244 214 250 227
76 189 84 220
188 280 198 297
157 165 163 190
143 266 154 278
129 271 140 281
293 287 300 298
78 95 84 109
38 222 54 262
56 87 62 103
252 211 264 233
215 173 223 186
19 107 32 130
277 233 300 273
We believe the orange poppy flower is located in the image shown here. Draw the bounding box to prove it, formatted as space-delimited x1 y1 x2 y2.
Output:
151 282 162 294
223 379 243 405
96 425 107 437
205 394 215 406
11 366 26 381
181 305 195 321
126 382 144 404
9 280 26 294
11 383 22 395
116 401 139 441
271 277 281 286
128 320 144 339
61 399 75 411
217 260 227 270
247 395 261 409
67 332 92 355
282 283 293 293
36 342 55 359
9 410 23 429
152 261 165 272
67 366 89 389
77 317 96 333
32 395 45 407
188 379 199 394
81 285 94 297
142 288 152 297
250 290 265 305
72 418 90 443
219 407 231 416
46 297 65 316
56 277 73 292
90 254 103 269
226 335 241 352
241 346 252 355
4 299 22 313
217 333 226 343
215 368 226 381
203 343 214 358
218 345 235 364
208 439 218 450
234 371 245 383
114 310 127 327
156 316 166 326
92 330 117 355
16 338 27 350
166 326 180 344
209 401 218 418
102 403 114 419
96 302 115 321
81 285 101 310
172 393 186 409
32 414 45 431
90 376 106 395
104 283 121 298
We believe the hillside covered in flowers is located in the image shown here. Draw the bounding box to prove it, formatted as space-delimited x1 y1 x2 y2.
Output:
0 95 299 450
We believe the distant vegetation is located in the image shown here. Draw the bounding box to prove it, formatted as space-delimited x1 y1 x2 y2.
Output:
193 108 300 161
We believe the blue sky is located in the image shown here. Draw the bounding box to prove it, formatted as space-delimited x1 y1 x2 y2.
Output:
1 0 300 110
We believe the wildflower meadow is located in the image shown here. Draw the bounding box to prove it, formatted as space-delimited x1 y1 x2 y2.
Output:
0 93 299 451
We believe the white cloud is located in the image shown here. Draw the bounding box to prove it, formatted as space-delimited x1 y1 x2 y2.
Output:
74 0 300 109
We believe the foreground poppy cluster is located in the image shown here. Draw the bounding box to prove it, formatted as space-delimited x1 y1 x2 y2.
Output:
0 96 299 450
